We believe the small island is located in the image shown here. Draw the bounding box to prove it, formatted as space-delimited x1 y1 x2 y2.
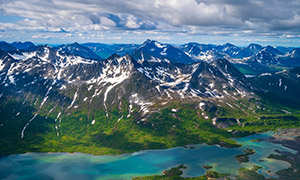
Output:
202 164 213 170
235 148 256 163
132 164 229 180
236 165 276 180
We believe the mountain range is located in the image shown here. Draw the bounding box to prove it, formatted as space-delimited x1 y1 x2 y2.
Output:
0 39 299 156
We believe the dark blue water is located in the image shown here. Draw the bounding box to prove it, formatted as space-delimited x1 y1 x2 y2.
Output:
0 133 296 180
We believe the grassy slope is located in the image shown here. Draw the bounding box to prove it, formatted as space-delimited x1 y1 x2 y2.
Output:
1 85 300 156
0 96 240 156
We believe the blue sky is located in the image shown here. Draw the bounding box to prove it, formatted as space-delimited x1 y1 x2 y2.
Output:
1 0 300 47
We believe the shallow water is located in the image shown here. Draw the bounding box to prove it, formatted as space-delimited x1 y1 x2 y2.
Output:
0 133 296 180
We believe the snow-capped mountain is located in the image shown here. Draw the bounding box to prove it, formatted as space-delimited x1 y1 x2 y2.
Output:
79 40 298 72
214 43 241 57
0 42 258 139
179 42 228 62
232 43 263 58
280 48 300 66
134 39 194 64
58 42 102 60
1 43 254 104
180 42 287 64
2 39 300 157
180 42 264 61
289 48 300 58
251 49 283 66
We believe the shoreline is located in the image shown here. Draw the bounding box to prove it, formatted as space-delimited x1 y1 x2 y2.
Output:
1 131 272 158
1 130 297 180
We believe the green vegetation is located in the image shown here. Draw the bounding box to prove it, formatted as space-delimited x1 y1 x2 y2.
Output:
133 164 283 180
268 152 300 180
0 96 243 156
132 165 229 180
1 85 300 157
234 63 288 75
235 148 256 163
236 165 276 180
223 95 300 134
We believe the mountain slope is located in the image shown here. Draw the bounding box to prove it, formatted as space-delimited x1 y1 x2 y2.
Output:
58 42 102 60
0 41 17 52
179 42 228 62
82 43 139 59
10 41 35 50
249 68 300 105
280 48 300 66
134 39 194 64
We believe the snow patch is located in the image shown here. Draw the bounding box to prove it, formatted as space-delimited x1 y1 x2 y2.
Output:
259 73 271 76
199 102 205 111
117 116 123 122
154 42 166 49
21 113 37 138
279 79 282 87
67 90 78 109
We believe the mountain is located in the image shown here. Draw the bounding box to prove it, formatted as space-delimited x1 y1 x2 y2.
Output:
246 43 263 54
289 48 300 58
252 49 283 66
1 40 299 157
180 43 264 61
58 42 102 60
134 39 194 64
1 44 254 111
0 42 264 155
10 41 35 50
264 45 284 55
0 41 17 52
214 43 242 57
179 42 216 53
280 48 300 66
231 47 285 75
82 43 139 59
234 47 298 75
179 42 227 62
249 67 300 105
233 43 263 58
275 46 294 54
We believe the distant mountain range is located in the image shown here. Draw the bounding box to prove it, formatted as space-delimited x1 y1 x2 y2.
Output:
1 40 299 68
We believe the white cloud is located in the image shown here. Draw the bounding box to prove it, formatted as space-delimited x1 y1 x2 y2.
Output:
100 16 116 27
0 0 300 43
32 34 51 39
125 16 140 29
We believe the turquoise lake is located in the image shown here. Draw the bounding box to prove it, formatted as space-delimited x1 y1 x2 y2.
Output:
0 133 296 180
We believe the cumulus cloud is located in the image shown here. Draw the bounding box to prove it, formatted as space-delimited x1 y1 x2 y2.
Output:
0 0 300 43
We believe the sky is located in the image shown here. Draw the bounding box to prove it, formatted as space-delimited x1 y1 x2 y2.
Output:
0 0 300 47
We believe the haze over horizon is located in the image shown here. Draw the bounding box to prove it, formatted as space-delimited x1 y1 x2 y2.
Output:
1 0 300 47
